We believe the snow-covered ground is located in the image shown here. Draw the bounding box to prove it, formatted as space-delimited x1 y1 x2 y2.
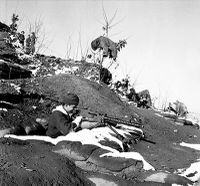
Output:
177 142 200 184
186 112 200 127
5 125 200 185
5 126 154 171
3 55 200 184
155 109 200 128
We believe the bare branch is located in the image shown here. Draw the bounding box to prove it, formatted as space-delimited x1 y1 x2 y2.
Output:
109 16 126 29
79 30 83 58
75 38 79 59
102 2 108 24
67 44 72 59
99 5 124 37
108 9 118 25
83 40 89 60
65 35 72 59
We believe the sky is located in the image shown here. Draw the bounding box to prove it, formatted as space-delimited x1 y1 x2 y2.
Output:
1 0 200 113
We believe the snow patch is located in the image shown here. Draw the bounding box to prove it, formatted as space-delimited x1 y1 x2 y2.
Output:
5 127 152 171
186 112 200 126
175 142 200 182
144 172 168 183
10 83 21 93
88 177 118 186
100 151 154 170
180 142 200 151
54 66 78 75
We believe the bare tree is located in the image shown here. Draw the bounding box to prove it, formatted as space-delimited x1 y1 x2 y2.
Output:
64 35 72 60
74 28 90 61
102 9 119 37
93 5 127 82
27 17 51 54
98 3 125 37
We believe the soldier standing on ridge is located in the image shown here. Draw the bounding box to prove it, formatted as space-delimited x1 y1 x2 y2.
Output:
18 31 25 49
30 32 36 55
25 34 31 54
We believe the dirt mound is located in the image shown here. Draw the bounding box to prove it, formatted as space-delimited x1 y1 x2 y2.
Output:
0 60 32 79
0 73 141 121
0 137 92 185
34 74 128 115
0 39 18 63
1 73 200 185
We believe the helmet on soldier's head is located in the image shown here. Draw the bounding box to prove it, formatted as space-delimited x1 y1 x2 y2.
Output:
61 93 79 106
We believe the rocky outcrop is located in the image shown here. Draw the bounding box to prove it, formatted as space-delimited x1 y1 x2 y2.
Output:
0 60 32 79
0 31 20 63
0 22 10 32
53 140 143 179
53 140 193 185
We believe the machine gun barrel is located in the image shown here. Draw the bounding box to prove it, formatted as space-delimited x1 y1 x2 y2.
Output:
74 107 155 147
102 115 141 128
82 110 142 128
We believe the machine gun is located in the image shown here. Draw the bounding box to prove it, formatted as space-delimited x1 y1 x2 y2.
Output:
75 108 156 150
84 110 142 128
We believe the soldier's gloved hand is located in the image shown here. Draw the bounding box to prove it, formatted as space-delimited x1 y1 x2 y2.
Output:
72 116 83 127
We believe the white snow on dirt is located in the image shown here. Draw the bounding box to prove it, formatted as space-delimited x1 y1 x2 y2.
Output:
5 126 153 171
175 142 200 183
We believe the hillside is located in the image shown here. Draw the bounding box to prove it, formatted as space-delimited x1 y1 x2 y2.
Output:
1 24 200 185
1 69 200 185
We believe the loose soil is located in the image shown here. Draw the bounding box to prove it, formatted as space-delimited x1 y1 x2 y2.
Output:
0 74 200 185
